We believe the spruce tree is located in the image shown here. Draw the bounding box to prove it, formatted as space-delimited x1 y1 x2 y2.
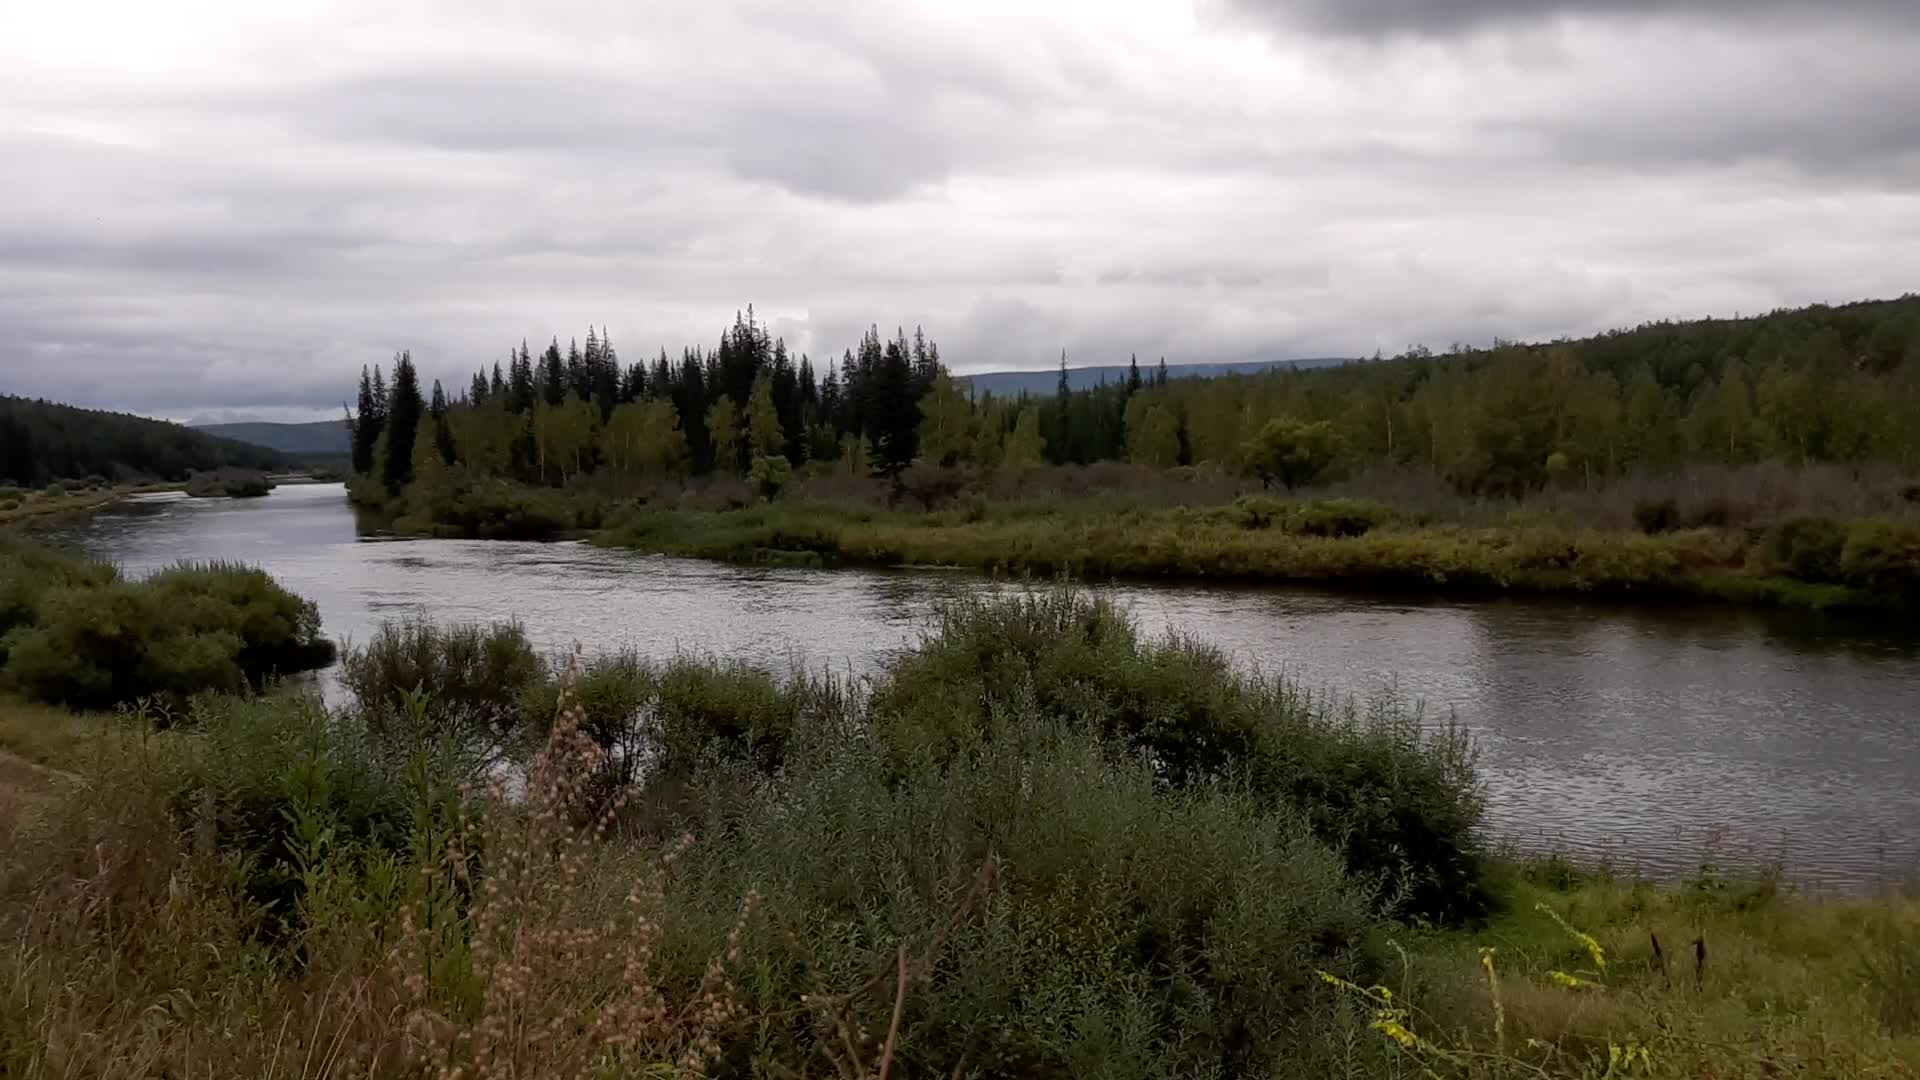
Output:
351 364 384 476
382 352 424 494
871 336 920 478
539 339 566 407
1127 353 1143 395
469 371 490 405
429 379 457 465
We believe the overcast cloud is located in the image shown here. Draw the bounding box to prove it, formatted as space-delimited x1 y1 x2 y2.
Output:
2 0 1917 421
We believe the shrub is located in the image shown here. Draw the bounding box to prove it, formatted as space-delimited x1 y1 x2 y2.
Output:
397 474 577 538
183 692 414 920
338 618 543 748
0 485 19 501
185 468 273 498
666 724 1381 1074
1289 497 1395 538
867 591 1489 921
0 499 17 512
1840 517 1920 599
1 557 335 709
1685 497 1736 529
1766 516 1849 582
1633 497 1681 534
747 454 792 502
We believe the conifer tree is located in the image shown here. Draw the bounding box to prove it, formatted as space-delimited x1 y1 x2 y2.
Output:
382 352 424 494
350 364 385 476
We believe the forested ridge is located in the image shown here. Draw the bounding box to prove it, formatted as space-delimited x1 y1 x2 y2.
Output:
349 296 1920 502
0 396 289 486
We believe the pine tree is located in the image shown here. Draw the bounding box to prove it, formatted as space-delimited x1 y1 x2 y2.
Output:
871 336 920 478
1127 353 1143 395
509 344 536 414
382 352 424 494
1155 357 1170 389
469 371 490 405
539 339 566 408
490 361 507 401
350 364 385 476
429 379 457 465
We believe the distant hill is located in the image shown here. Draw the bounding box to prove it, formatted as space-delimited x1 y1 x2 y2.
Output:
0 396 291 486
958 358 1351 397
193 420 350 458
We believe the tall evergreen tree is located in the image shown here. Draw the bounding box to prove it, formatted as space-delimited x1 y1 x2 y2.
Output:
509 344 536 414
1127 353 1143 395
490 361 506 401
539 339 566 407
382 352 424 494
350 364 385 476
429 379 457 465
871 336 920 478
469 371 490 405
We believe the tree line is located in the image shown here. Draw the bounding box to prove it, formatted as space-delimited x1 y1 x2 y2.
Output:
349 296 1920 501
0 396 289 488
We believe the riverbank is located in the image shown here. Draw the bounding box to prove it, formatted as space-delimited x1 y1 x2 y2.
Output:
3 590 1916 1077
0 480 180 528
587 497 1918 612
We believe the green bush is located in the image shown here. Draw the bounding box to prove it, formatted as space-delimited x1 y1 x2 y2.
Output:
867 591 1488 921
0 552 334 709
1633 497 1682 535
520 651 840 792
1840 517 1920 599
396 475 578 539
0 499 17 512
665 724 1380 1075
180 693 416 925
1288 498 1395 538
338 618 544 746
1766 516 1849 582
0 486 19 501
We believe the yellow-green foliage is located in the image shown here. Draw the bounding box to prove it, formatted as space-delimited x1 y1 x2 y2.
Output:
1353 868 1920 1078
597 497 1854 605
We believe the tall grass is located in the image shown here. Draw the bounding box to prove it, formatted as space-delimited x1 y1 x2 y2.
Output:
2 590 1915 1077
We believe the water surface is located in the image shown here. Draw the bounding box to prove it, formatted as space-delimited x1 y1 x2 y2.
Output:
55 484 1920 887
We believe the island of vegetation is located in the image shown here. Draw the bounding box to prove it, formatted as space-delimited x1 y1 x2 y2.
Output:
184 467 276 498
344 297 1920 610
0 553 1913 1076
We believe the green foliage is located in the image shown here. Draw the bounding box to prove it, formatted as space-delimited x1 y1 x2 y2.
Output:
668 723 1380 1075
1244 416 1339 490
1766 516 1849 582
866 591 1488 921
1839 517 1920 599
747 453 792 501
1633 497 1682 535
184 468 274 498
393 472 587 539
0 551 335 709
337 618 544 746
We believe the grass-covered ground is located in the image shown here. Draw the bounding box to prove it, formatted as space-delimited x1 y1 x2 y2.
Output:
590 494 1918 611
2 590 1915 1078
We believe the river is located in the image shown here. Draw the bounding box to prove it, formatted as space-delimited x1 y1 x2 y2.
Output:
49 482 1920 888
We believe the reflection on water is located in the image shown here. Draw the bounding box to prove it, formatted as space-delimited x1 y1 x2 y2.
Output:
47 483 1920 888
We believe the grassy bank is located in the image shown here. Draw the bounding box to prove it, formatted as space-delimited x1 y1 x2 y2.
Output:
2 591 1915 1077
0 480 179 527
593 495 1918 611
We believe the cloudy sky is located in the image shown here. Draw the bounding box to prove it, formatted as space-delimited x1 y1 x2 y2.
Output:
4 0 1917 422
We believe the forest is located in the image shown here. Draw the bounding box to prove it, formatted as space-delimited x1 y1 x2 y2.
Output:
348 296 1920 507
0 396 290 486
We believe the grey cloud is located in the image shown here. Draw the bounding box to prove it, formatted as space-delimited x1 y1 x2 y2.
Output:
1219 0 1920 37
